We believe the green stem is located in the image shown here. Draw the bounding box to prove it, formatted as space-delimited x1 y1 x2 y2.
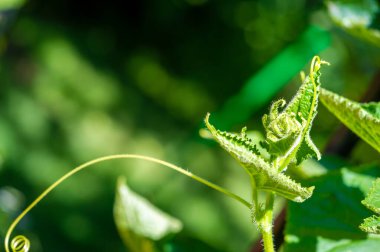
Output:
250 175 259 213
5 154 250 252
260 192 275 252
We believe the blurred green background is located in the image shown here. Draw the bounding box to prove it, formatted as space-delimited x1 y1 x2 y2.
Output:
0 0 379 251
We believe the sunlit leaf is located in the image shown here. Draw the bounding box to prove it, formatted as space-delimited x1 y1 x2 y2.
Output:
359 178 380 234
114 177 182 252
320 88 380 153
360 215 380 234
326 0 380 46
204 114 314 203
362 178 380 214
262 58 326 168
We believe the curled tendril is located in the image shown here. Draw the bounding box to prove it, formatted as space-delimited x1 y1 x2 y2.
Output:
5 154 250 252
10 236 30 252
310 56 329 79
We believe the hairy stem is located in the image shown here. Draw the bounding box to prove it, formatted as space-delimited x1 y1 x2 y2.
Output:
261 192 275 252
5 154 250 252
250 175 259 213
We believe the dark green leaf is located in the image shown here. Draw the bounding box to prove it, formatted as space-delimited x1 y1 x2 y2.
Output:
284 164 380 252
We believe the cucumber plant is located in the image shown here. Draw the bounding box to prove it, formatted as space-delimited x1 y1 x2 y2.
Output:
4 55 379 252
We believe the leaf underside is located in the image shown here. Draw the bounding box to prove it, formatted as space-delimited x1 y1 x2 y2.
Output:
320 88 380 153
114 177 182 251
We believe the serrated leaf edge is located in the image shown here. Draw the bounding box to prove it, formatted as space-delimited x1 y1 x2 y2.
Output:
205 113 314 203
362 178 380 215
320 88 380 153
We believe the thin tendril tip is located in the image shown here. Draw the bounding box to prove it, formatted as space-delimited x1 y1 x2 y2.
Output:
10 235 30 252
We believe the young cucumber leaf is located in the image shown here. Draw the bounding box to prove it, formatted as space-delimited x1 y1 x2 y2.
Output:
204 114 314 202
262 57 327 170
360 178 380 234
320 88 380 153
114 177 182 252
326 0 380 47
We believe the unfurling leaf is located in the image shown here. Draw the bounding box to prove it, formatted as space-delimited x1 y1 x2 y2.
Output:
320 88 380 153
360 178 380 234
262 57 326 169
204 114 314 202
114 177 182 252
203 57 326 203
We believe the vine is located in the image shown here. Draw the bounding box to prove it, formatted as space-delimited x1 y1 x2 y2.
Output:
5 56 328 252
4 154 249 252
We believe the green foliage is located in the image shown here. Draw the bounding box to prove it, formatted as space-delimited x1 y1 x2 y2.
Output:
262 60 324 169
203 57 329 252
284 165 380 252
320 88 380 153
204 57 327 203
2 1 380 251
360 216 380 234
326 0 380 46
362 178 380 215
114 177 182 252
205 114 314 202
360 178 380 234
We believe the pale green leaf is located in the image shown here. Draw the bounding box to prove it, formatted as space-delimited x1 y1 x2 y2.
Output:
360 178 380 234
327 0 380 46
204 114 314 202
362 178 380 214
320 88 380 153
325 238 380 252
359 215 380 234
114 177 182 252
